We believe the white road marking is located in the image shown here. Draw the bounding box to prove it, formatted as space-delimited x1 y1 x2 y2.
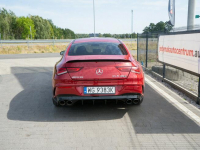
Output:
145 77 200 126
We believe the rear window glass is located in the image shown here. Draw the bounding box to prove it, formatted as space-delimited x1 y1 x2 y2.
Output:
68 42 128 56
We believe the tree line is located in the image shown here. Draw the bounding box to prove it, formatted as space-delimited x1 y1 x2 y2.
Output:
0 8 75 40
142 21 173 34
76 21 173 38
76 33 137 39
0 7 173 40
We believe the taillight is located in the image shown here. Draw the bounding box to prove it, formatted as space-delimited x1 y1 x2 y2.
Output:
116 66 140 73
57 67 67 75
66 67 83 73
57 67 82 75
116 66 131 72
131 66 140 74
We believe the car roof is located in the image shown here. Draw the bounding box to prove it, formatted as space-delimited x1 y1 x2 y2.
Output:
73 38 121 44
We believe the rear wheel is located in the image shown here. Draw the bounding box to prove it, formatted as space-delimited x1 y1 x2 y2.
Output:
52 98 60 107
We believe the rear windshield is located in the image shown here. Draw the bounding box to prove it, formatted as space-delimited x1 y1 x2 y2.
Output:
68 42 128 56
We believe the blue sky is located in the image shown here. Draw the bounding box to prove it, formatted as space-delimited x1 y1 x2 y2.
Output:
1 0 200 34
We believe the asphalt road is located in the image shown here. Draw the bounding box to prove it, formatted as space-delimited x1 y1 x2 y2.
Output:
1 39 73 43
0 53 60 59
0 53 200 150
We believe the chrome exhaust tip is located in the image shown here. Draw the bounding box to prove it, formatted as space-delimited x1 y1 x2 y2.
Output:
132 99 140 105
66 100 74 106
126 99 133 105
59 101 66 106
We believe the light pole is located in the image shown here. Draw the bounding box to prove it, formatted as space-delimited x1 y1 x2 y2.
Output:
131 10 133 50
93 0 96 37
187 0 196 30
131 10 133 38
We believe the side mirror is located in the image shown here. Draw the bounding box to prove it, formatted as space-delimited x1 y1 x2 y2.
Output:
60 50 65 55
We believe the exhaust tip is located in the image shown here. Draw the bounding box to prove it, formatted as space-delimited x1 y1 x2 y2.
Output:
133 99 140 105
59 101 66 106
66 100 73 106
126 99 132 105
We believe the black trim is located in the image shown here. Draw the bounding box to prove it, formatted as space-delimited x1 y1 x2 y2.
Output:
55 95 142 102
67 59 131 63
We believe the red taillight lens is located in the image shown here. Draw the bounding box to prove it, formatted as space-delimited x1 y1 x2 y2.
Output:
131 66 140 74
66 67 82 73
116 66 131 72
57 67 67 75
57 67 82 75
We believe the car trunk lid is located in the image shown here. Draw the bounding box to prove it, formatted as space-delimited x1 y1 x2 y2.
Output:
65 55 133 80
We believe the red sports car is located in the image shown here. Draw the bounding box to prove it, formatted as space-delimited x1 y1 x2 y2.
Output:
52 38 144 106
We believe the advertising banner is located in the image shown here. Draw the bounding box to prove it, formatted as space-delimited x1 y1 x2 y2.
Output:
168 0 175 26
158 33 200 74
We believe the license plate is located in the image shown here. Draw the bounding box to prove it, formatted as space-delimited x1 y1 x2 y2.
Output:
84 87 115 94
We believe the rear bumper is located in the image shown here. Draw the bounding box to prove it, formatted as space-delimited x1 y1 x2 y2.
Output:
54 85 143 97
53 94 143 104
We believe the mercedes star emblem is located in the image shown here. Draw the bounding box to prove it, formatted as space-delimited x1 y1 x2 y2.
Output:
96 68 103 75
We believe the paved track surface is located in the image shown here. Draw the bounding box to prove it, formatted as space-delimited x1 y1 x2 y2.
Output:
0 53 60 59
0 53 200 150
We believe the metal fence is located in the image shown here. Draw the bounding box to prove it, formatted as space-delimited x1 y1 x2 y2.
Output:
137 32 200 104
137 33 161 69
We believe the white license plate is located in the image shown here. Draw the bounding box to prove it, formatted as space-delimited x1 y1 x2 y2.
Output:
84 87 115 94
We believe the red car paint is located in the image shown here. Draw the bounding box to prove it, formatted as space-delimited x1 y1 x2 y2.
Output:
52 38 144 103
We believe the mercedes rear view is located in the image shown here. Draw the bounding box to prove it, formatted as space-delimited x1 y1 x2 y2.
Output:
52 38 144 106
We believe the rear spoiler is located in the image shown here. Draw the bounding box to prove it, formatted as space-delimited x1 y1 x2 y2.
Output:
67 59 131 63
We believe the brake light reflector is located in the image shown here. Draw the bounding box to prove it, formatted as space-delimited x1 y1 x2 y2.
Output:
116 66 131 72
131 66 140 74
66 67 83 73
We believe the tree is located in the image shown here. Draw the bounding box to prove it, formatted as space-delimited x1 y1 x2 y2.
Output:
0 8 75 39
103 33 112 37
131 32 137 38
154 21 165 31
165 21 173 32
143 21 173 33
0 8 17 39
31 16 53 39
16 17 36 39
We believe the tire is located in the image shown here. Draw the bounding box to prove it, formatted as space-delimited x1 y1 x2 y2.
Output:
52 98 60 107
